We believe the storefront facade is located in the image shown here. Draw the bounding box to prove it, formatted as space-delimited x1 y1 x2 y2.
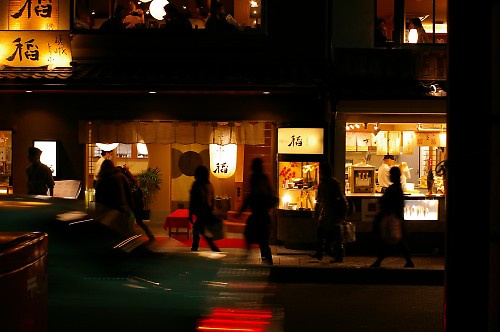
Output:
0 0 449 253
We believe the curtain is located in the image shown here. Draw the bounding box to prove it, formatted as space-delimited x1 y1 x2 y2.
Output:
79 120 267 145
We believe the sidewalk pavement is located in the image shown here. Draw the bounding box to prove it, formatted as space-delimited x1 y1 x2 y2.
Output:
140 231 445 286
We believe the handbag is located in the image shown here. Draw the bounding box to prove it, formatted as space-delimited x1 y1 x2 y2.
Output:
203 216 224 241
380 213 403 245
340 221 356 243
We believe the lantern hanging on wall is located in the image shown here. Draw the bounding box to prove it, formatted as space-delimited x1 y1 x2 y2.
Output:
209 143 237 178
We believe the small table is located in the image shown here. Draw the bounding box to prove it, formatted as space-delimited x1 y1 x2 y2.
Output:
164 209 192 239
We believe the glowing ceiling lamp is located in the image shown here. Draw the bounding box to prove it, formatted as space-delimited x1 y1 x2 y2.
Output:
149 0 168 20
209 144 237 179
96 143 119 151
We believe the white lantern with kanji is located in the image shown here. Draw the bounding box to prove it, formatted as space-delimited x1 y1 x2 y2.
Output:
209 144 237 178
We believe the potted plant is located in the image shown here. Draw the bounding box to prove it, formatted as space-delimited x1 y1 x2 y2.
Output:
136 167 162 220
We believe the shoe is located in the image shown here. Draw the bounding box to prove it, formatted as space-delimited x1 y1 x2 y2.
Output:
262 258 273 265
309 253 323 261
191 248 198 252
404 262 414 268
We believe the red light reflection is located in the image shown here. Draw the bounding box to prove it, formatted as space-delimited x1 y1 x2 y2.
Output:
197 307 273 332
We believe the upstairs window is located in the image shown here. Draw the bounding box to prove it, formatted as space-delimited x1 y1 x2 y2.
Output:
376 0 447 45
73 0 263 32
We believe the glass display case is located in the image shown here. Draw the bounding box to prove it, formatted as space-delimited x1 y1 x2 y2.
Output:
404 197 440 221
278 161 319 211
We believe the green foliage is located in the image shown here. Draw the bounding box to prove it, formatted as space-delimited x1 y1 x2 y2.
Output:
136 167 162 210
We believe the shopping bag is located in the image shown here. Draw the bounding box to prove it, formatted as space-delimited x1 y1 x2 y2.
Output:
93 203 135 237
380 213 403 245
340 221 356 243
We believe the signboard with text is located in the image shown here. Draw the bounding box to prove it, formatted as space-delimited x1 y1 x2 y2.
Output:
277 128 324 154
0 31 72 68
7 0 60 30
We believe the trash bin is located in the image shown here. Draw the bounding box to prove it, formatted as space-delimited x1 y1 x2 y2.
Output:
0 232 48 332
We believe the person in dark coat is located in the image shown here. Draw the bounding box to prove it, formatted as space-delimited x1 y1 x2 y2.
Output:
163 3 193 33
94 159 135 236
189 165 221 252
238 157 276 265
370 166 414 268
26 147 55 196
310 162 348 263
118 165 156 242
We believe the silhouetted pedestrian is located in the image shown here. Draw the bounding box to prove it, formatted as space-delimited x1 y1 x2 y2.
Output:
238 158 277 265
189 165 221 252
310 162 348 263
94 159 135 236
26 147 55 196
118 165 156 242
370 166 414 268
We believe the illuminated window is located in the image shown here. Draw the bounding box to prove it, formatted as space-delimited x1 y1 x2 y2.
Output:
72 0 263 32
376 0 447 45
116 144 132 158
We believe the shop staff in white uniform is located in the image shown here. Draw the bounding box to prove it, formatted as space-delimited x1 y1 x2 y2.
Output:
378 154 395 191
93 150 112 187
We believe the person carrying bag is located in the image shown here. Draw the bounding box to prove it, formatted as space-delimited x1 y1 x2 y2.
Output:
370 166 414 268
310 162 349 263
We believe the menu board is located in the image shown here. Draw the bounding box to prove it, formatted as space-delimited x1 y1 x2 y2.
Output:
53 180 81 199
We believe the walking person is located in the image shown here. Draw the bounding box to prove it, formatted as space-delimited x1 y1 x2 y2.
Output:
310 162 348 263
26 147 55 196
94 159 135 236
238 157 277 265
118 165 156 242
370 166 414 268
188 165 221 252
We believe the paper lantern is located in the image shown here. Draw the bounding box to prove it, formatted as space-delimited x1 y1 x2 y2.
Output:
209 144 237 178
150 0 168 20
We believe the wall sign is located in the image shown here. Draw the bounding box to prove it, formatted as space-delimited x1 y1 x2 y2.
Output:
278 128 324 154
0 31 72 68
7 0 61 30
416 132 446 147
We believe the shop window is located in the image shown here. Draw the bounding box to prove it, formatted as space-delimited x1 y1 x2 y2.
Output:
115 143 148 159
116 143 132 158
137 143 149 158
72 0 263 32
0 130 13 193
376 0 447 45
